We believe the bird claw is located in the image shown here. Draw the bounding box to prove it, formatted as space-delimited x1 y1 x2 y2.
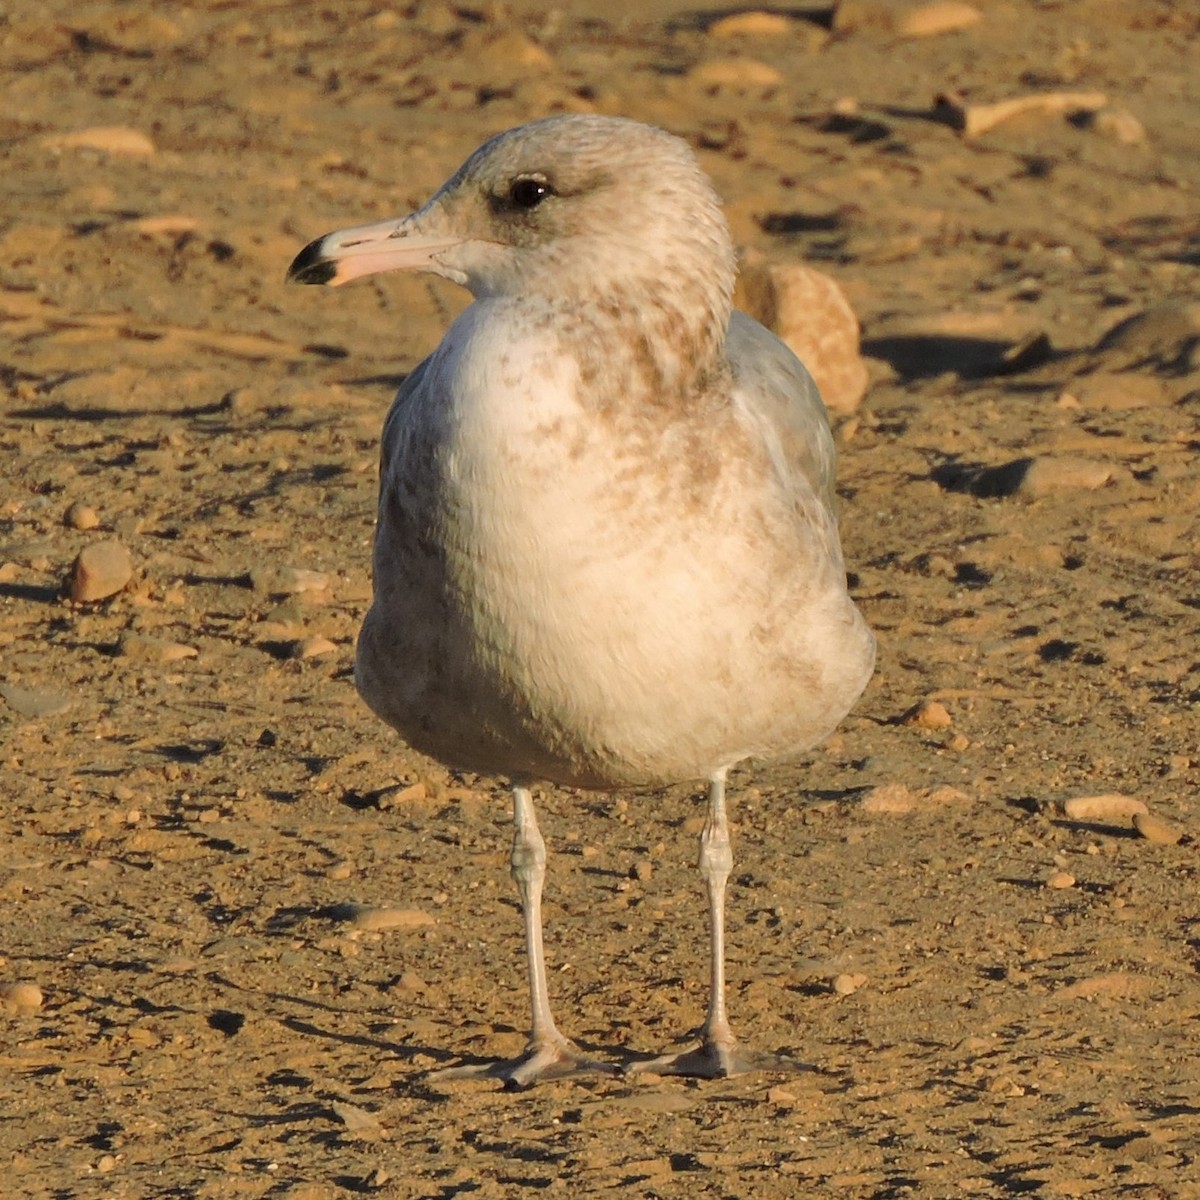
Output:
626 1038 807 1080
428 1037 619 1090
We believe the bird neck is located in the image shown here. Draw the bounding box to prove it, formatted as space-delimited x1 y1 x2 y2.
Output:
540 271 733 416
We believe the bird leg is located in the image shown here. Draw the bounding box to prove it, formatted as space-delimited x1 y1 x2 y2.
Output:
629 770 799 1079
430 785 616 1089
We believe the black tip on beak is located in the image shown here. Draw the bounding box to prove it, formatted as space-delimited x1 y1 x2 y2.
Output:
287 237 338 285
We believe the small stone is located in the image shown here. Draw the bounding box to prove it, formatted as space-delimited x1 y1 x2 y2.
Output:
0 981 44 1015
947 733 971 752
277 567 332 595
1016 457 1128 499
1046 871 1075 889
1133 812 1182 846
708 11 791 37
897 1 982 37
326 860 355 880
331 1101 386 1142
1088 107 1146 146
835 0 981 36
46 126 157 156
64 501 100 530
294 635 338 659
340 905 435 933
901 699 953 729
688 58 783 89
377 780 428 807
1070 373 1167 411
1096 301 1200 364
118 633 199 663
832 973 867 996
96 1154 118 1173
0 683 72 719
860 783 971 814
735 260 868 414
1063 794 1148 824
68 540 133 602
631 860 653 882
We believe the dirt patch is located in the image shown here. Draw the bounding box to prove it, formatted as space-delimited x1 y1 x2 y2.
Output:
2 1 1198 1196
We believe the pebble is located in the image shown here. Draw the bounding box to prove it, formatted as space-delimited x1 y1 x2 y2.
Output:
339 905 435 933
832 972 868 996
630 860 654 882
331 1101 386 1142
45 126 157 156
118 633 199 664
1133 812 1182 846
860 783 971 814
1045 871 1076 890
688 58 783 89
835 0 981 36
1062 794 1148 823
1096 301 1200 365
708 11 791 37
1088 107 1147 146
68 540 133 602
901 699 953 729
897 1 983 37
1067 373 1167 411
0 682 72 719
63 501 100 530
735 260 868 414
1016 456 1128 500
0 981 44 1016
293 635 338 659
377 780 428 807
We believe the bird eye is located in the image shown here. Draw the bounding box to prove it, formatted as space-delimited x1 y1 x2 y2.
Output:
508 177 554 209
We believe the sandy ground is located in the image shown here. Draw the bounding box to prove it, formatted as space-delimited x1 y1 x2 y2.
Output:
2 1 1199 1196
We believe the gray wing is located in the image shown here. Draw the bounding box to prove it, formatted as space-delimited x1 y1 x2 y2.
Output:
726 308 838 511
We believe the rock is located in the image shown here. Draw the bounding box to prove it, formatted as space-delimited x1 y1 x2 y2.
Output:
1062 794 1148 824
477 30 555 72
860 784 971 814
45 126 157 156
377 780 429 807
1133 812 1182 846
293 634 338 659
1046 871 1076 889
0 981 44 1016
338 905 436 933
1096 301 1200 368
0 683 72 718
735 260 869 414
332 1101 386 1141
63 501 100 530
1087 107 1147 146
118 633 199 663
688 58 783 89
1067 373 1168 411
897 1 983 37
832 972 868 996
277 566 332 595
68 540 133 602
901 699 953 729
1016 457 1128 499
631 860 654 882
835 0 981 36
708 11 791 37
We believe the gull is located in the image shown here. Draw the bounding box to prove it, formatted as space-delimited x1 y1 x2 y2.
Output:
287 114 875 1088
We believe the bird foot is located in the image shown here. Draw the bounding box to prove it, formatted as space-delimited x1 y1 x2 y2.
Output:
626 1038 807 1080
428 1036 619 1091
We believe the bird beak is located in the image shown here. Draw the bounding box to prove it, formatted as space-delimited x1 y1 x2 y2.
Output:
286 214 466 287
